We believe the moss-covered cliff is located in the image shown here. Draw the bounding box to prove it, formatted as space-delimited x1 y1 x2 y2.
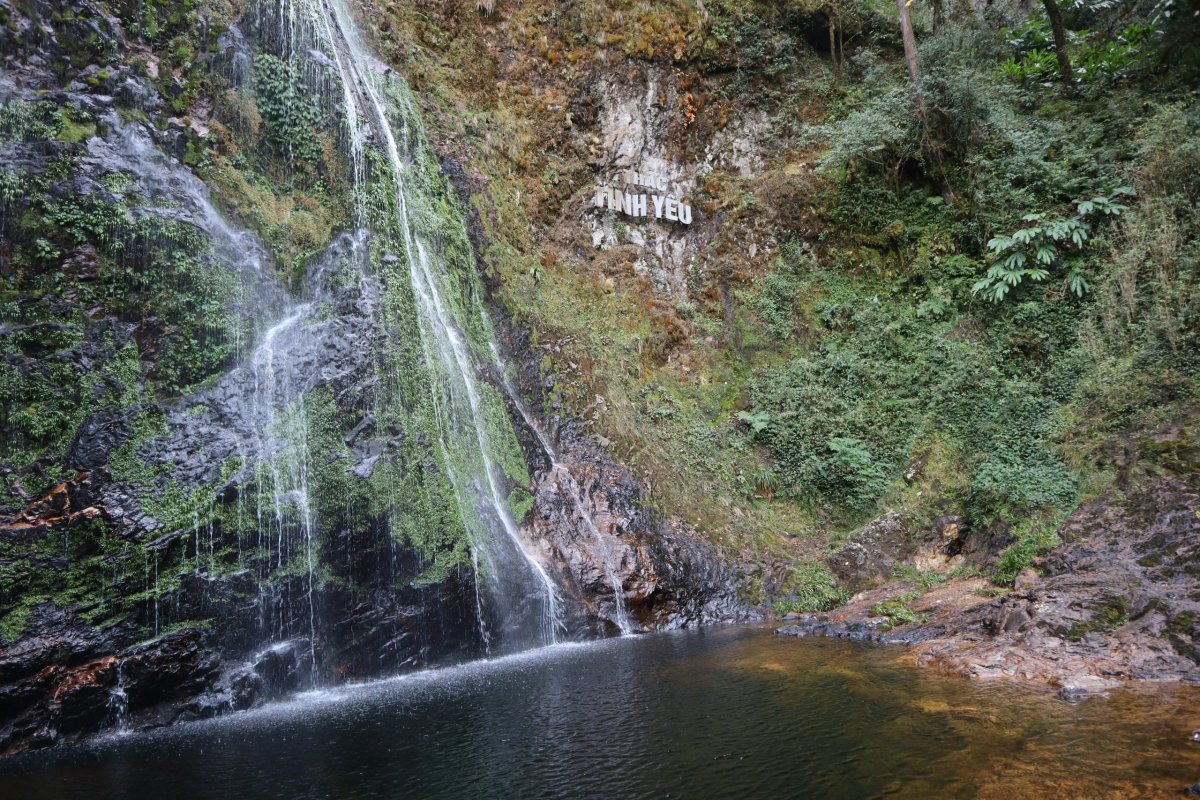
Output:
0 0 1197 753
343 0 1198 612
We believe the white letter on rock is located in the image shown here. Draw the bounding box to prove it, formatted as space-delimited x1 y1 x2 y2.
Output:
652 194 665 219
628 193 647 217
678 203 692 224
665 198 679 222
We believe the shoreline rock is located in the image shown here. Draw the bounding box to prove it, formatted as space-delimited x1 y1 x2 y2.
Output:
778 475 1200 693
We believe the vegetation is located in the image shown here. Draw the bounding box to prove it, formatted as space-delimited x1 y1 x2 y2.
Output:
774 562 850 614
2 0 1198 641
361 0 1199 600
870 592 921 628
993 518 1063 585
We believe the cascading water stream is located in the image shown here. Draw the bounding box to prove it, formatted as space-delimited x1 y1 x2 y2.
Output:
71 105 332 667
95 0 618 692
106 660 128 732
291 0 565 650
247 304 320 676
486 344 634 635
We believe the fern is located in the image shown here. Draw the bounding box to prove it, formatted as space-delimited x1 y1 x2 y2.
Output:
736 409 771 434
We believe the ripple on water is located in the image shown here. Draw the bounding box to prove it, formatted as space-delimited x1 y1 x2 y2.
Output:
0 627 1196 800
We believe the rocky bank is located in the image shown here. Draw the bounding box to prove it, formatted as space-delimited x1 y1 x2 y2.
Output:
778 471 1200 694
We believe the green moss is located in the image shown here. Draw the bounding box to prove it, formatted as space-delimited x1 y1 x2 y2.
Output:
870 593 921 629
507 486 535 522
993 517 1063 586
773 562 849 614
1137 552 1163 568
55 106 95 143
0 595 44 644
1065 594 1131 641
1167 611 1194 637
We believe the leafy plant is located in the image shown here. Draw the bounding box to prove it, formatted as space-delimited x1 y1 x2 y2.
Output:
892 563 949 590
822 436 889 508
993 519 1063 585
253 54 326 173
736 409 771 434
973 187 1133 302
774 562 849 614
753 467 780 500
870 593 920 628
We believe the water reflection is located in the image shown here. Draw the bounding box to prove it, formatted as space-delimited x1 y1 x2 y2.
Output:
0 627 1196 799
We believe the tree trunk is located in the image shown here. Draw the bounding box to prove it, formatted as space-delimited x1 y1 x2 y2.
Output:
896 0 924 121
829 15 840 75
931 0 944 34
897 0 921 89
1042 0 1075 88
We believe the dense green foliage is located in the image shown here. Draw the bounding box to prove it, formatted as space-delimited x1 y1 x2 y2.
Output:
0 148 253 515
736 0 1200 544
253 53 327 173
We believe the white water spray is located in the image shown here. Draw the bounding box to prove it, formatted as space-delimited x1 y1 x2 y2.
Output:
295 0 565 648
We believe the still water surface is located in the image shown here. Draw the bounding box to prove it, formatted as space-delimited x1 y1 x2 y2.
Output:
0 626 1197 799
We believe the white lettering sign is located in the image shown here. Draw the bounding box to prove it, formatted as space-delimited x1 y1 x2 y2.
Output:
593 169 693 225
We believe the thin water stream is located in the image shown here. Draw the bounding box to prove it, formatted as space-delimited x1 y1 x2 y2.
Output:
284 0 566 650
488 341 634 634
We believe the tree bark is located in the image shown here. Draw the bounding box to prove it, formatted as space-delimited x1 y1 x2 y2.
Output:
1041 0 1076 88
896 0 921 89
829 15 840 75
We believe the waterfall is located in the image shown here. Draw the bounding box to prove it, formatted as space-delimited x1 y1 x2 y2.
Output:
248 304 319 675
236 0 567 655
106 660 128 732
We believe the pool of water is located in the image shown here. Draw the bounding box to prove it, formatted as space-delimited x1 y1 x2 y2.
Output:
1 626 1197 799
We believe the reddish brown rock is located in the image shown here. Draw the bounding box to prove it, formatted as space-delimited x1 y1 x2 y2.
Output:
779 476 1200 691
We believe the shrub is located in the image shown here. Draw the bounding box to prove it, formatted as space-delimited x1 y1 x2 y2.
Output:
992 519 1062 585
774 562 849 614
253 54 325 172
745 249 811 340
999 15 1156 94
972 187 1133 302
869 595 919 628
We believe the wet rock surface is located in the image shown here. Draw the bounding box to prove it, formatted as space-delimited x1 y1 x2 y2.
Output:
524 420 751 632
778 476 1200 690
0 1 754 758
451 152 757 636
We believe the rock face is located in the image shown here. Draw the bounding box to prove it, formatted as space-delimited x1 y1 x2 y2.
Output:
523 419 749 632
561 61 774 303
0 0 753 758
450 155 753 638
778 476 1200 690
